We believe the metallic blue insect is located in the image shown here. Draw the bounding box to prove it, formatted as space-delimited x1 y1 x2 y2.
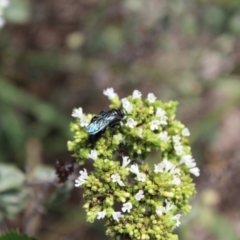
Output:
86 108 125 146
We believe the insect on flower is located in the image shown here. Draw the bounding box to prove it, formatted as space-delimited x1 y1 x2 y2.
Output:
86 108 125 146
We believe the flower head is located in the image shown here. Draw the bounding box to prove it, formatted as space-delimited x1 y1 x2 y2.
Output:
150 120 161 131
103 88 116 99
126 118 137 128
135 190 144 201
75 168 88 187
121 98 133 113
112 211 124 222
96 210 106 219
122 202 133 213
147 93 156 103
182 128 190 136
88 149 98 161
171 214 182 228
122 156 131 168
137 172 146 182
111 173 125 186
159 131 170 143
72 107 83 119
130 164 139 175
132 90 142 99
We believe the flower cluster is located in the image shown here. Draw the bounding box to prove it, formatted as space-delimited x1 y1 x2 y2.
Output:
0 0 9 28
68 88 199 240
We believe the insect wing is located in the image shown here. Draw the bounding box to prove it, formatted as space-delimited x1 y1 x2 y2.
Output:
86 115 115 134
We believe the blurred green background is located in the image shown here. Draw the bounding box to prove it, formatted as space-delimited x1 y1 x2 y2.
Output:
0 0 240 239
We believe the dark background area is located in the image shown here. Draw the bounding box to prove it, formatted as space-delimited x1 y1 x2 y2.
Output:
0 0 240 239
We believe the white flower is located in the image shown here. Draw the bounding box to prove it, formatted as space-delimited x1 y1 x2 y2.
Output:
156 200 174 216
80 115 89 127
171 177 181 185
171 214 182 228
96 211 106 219
111 173 125 186
147 93 156 103
72 107 83 119
132 90 142 99
71 107 90 127
180 155 196 168
75 168 88 187
172 135 181 143
122 156 131 168
121 98 133 113
180 155 200 177
0 0 9 8
137 172 146 182
130 164 139 175
159 131 170 143
122 202 133 213
156 206 165 216
159 115 168 125
154 159 179 175
174 144 184 156
114 133 123 141
135 190 144 201
182 128 190 136
164 200 174 212
150 120 161 131
190 167 200 177
156 108 168 125
126 118 137 128
112 211 124 222
88 149 98 160
103 87 116 99
155 159 180 176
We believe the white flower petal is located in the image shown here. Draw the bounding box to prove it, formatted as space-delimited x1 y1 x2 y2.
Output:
132 90 142 99
121 98 133 113
150 120 161 131
182 128 190 136
147 93 156 103
125 118 137 128
88 149 98 160
159 131 170 142
171 214 182 228
96 211 106 219
103 88 116 99
171 177 181 185
137 172 146 182
72 107 83 119
122 202 133 213
130 164 139 175
135 190 144 201
190 167 200 177
112 211 124 222
122 156 131 168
